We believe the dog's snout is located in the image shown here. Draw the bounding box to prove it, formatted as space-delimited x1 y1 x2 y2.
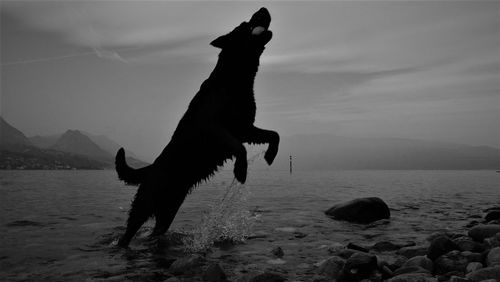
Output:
250 7 271 29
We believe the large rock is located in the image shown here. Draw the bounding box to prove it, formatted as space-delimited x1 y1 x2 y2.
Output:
325 197 390 224
434 250 469 275
486 247 500 267
427 236 459 261
465 265 500 281
468 225 500 242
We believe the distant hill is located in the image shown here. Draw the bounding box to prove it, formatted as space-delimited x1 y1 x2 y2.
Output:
1 118 107 169
82 131 138 158
29 134 60 148
0 117 32 147
272 134 500 170
50 130 112 161
1 117 148 170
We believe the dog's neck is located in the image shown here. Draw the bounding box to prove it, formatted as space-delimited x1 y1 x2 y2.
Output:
209 48 264 86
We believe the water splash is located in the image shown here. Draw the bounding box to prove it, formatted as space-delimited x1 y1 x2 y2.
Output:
184 150 265 252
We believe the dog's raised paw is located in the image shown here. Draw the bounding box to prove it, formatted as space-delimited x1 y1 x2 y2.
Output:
264 147 278 165
234 158 247 184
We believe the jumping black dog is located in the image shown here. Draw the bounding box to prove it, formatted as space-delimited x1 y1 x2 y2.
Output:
115 8 279 247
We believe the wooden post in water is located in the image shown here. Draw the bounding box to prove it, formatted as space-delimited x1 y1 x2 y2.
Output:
289 155 293 174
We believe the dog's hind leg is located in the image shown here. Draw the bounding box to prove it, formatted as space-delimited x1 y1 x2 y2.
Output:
150 190 188 237
117 183 154 247
244 126 280 165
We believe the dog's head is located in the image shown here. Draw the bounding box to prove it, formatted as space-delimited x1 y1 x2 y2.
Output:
210 7 272 52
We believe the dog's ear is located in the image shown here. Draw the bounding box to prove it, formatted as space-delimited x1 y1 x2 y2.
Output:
210 35 228 49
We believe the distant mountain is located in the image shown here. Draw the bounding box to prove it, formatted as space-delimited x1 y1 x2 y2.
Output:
0 117 32 147
29 134 60 148
82 131 137 158
1 118 107 169
272 134 500 170
50 130 112 161
1 118 149 170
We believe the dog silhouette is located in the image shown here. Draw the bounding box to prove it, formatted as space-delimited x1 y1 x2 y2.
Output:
115 7 279 247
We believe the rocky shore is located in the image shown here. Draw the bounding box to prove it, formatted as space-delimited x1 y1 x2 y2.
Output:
122 203 499 282
84 201 500 282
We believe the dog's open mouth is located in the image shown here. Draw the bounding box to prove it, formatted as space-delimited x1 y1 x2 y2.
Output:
249 7 271 36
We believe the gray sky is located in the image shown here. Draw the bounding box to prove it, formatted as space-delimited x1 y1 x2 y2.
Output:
1 1 499 161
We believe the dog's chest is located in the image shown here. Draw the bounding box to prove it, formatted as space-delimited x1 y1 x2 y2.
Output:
221 92 256 126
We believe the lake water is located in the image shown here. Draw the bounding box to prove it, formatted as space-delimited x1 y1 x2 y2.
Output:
0 168 499 281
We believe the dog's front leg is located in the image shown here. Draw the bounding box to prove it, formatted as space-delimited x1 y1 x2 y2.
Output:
207 125 248 183
245 126 280 165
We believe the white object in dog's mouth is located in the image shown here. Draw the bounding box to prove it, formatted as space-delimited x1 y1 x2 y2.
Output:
252 26 266 35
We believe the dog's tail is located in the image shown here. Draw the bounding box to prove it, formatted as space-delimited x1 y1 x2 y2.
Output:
115 148 152 186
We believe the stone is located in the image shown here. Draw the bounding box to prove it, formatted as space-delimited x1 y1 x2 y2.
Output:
402 255 434 272
465 266 500 281
462 251 484 263
316 256 345 280
466 262 483 273
202 263 227 282
448 276 471 282
485 211 500 222
372 241 403 252
271 246 284 258
434 250 469 275
455 237 486 253
427 235 459 261
169 254 204 275
248 272 286 282
468 225 500 242
393 266 431 276
484 207 500 213
377 254 408 271
397 245 429 259
343 252 378 280
487 247 500 267
485 233 500 249
386 273 436 282
164 278 181 282
347 242 369 253
325 197 390 224
334 248 359 259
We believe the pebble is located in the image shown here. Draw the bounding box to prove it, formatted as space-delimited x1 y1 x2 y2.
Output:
466 262 483 273
486 247 500 267
434 250 468 275
386 273 436 282
397 245 429 259
316 256 345 280
402 255 434 272
271 246 284 258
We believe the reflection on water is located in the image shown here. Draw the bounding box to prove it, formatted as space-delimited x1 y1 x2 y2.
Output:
0 169 499 280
